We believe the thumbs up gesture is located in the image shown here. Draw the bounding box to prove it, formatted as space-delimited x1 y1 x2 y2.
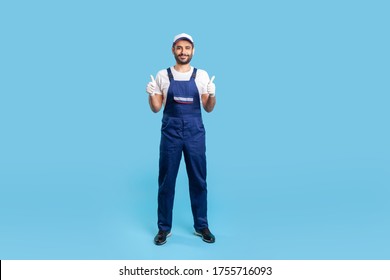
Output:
146 75 156 96
207 76 216 97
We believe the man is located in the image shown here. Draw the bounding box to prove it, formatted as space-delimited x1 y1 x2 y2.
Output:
146 33 217 245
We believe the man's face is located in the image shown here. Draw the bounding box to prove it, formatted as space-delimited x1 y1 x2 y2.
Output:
172 40 194 65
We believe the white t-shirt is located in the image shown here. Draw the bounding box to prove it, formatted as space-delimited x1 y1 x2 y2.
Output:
153 66 210 105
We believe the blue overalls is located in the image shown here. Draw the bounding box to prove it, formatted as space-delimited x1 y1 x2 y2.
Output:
158 67 208 232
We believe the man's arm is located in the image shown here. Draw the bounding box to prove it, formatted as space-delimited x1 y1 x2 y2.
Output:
149 94 163 113
202 94 216 113
202 75 216 112
146 75 163 113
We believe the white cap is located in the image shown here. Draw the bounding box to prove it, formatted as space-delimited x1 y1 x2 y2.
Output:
173 33 194 46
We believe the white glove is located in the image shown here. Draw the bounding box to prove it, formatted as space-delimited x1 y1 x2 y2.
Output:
207 76 216 97
146 75 156 96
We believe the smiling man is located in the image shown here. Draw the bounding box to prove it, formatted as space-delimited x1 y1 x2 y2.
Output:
146 33 217 245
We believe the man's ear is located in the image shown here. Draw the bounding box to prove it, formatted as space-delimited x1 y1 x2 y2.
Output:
193 47 195 55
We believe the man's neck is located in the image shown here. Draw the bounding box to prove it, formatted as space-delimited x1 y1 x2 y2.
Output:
174 64 191 73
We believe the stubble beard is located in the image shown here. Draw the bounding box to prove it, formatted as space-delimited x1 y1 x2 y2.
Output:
175 53 193 65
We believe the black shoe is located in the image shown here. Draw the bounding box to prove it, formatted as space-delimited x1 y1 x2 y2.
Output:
154 230 171 245
195 228 215 243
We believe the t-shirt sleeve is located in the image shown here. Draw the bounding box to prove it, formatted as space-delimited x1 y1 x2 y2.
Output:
154 70 165 95
196 69 210 95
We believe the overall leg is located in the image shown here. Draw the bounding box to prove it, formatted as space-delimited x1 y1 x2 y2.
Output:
157 118 183 231
183 118 208 231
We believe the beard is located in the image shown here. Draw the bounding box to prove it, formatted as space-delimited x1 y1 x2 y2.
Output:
174 53 193 65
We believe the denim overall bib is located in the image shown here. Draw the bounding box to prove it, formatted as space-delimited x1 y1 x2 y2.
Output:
158 67 208 232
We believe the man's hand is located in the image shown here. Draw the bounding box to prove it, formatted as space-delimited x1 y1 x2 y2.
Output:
146 75 156 96
207 76 216 97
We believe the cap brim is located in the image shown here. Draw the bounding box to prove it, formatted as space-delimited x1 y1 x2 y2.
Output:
173 37 194 45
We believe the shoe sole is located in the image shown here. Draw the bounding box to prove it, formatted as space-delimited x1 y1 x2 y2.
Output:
154 232 172 246
194 231 215 243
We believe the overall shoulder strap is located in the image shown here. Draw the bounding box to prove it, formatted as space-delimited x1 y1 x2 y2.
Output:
191 68 197 79
167 68 174 81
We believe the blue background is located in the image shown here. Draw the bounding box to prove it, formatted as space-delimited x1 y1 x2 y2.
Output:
1 0 389 259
